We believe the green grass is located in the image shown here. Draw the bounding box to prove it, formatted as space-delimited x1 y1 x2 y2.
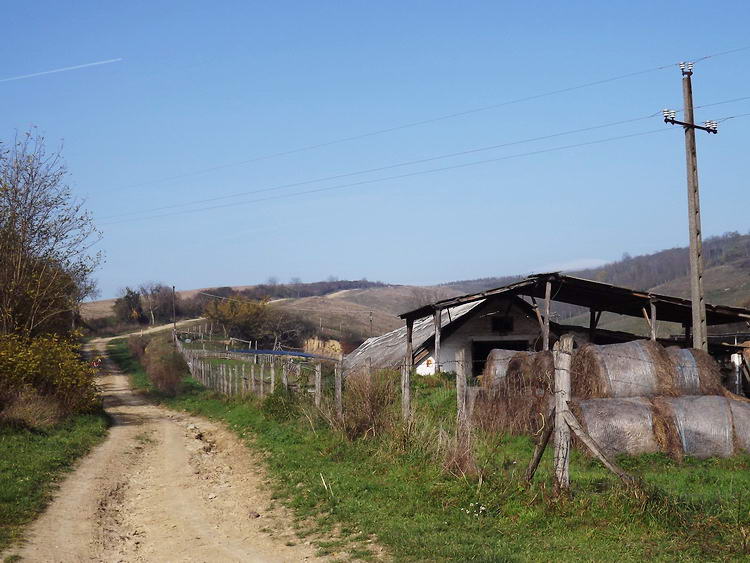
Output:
109 342 750 561
0 413 109 552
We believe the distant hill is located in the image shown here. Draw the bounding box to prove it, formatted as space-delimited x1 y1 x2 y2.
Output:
83 231 750 342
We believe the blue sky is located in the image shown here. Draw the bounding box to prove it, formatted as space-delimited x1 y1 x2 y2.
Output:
3 1 749 298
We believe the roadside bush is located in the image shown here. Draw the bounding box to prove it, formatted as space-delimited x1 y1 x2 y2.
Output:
127 335 147 362
0 334 99 427
340 369 398 440
142 339 186 396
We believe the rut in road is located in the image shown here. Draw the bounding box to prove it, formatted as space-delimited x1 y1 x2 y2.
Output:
6 340 329 562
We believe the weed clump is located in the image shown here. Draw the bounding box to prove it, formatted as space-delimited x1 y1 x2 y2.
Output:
142 339 186 396
262 384 299 422
339 370 398 440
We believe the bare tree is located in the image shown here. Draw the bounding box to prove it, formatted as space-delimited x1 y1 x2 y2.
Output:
0 130 101 335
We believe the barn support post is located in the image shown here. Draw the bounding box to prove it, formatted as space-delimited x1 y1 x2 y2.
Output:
335 361 343 420
314 363 322 408
456 347 467 417
588 309 601 344
434 308 442 372
401 317 414 421
543 280 552 351
553 334 574 491
650 299 658 341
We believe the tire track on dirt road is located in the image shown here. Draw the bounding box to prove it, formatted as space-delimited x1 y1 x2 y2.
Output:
4 340 329 562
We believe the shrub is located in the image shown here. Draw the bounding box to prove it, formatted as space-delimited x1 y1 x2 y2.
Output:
0 333 99 427
142 339 186 396
127 335 147 361
340 369 398 440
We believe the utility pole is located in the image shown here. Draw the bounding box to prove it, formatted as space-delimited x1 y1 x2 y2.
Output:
172 285 177 341
663 62 718 352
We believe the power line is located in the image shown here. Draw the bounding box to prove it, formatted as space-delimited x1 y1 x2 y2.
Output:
101 127 675 225
99 112 662 221
100 94 750 223
113 45 750 192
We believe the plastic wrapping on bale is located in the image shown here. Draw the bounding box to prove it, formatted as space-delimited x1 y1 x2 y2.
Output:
570 341 678 399
665 396 734 458
666 347 702 394
687 348 727 395
729 398 750 453
574 397 660 457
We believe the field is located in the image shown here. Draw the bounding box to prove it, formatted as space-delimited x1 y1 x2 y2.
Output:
109 338 750 561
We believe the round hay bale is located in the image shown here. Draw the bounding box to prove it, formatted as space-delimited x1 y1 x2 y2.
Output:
482 349 525 388
570 341 677 399
649 397 684 460
663 396 734 458
666 347 702 394
573 397 660 457
687 348 726 395
728 398 750 454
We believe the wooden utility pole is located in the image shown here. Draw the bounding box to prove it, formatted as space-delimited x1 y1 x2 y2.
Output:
663 62 717 352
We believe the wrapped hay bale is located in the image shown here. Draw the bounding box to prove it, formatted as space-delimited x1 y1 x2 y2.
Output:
475 350 553 434
666 347 702 394
573 397 660 457
664 396 734 458
482 349 530 388
729 398 750 453
571 341 677 399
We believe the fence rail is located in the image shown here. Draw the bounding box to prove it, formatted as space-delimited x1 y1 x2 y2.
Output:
174 338 344 412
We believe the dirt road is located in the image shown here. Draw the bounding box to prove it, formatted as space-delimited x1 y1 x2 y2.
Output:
6 341 326 562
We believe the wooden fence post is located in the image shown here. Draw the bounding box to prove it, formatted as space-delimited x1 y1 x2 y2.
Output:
402 317 414 421
251 363 257 394
270 361 276 391
260 361 266 398
553 334 574 491
282 361 289 390
315 363 322 408
335 361 343 420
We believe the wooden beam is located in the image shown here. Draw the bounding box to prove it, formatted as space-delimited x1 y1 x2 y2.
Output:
434 309 442 373
543 280 552 351
588 309 598 343
525 407 555 482
553 334 574 491
314 363 322 408
335 362 343 420
562 410 637 486
402 318 414 421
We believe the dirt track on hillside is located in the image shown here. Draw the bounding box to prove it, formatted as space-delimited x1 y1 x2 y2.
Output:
5 341 327 562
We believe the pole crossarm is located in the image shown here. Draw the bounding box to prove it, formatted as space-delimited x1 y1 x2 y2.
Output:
663 117 718 133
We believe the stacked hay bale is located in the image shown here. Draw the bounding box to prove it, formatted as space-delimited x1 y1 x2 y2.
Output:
478 339 750 459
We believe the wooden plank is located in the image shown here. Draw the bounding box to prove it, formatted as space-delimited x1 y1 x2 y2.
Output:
402 318 414 421
525 407 555 482
335 362 343 419
562 410 637 485
553 334 574 491
314 363 322 408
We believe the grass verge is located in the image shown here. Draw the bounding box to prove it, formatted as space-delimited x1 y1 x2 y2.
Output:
0 413 109 552
108 338 750 561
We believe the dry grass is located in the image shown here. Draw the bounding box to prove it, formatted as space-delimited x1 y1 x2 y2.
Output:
690 349 726 395
570 344 608 398
650 397 684 460
337 369 399 440
0 388 62 428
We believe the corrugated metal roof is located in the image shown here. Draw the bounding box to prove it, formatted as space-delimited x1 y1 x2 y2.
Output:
344 301 483 372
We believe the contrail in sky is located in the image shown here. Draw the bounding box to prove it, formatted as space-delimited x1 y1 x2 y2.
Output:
0 58 123 83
